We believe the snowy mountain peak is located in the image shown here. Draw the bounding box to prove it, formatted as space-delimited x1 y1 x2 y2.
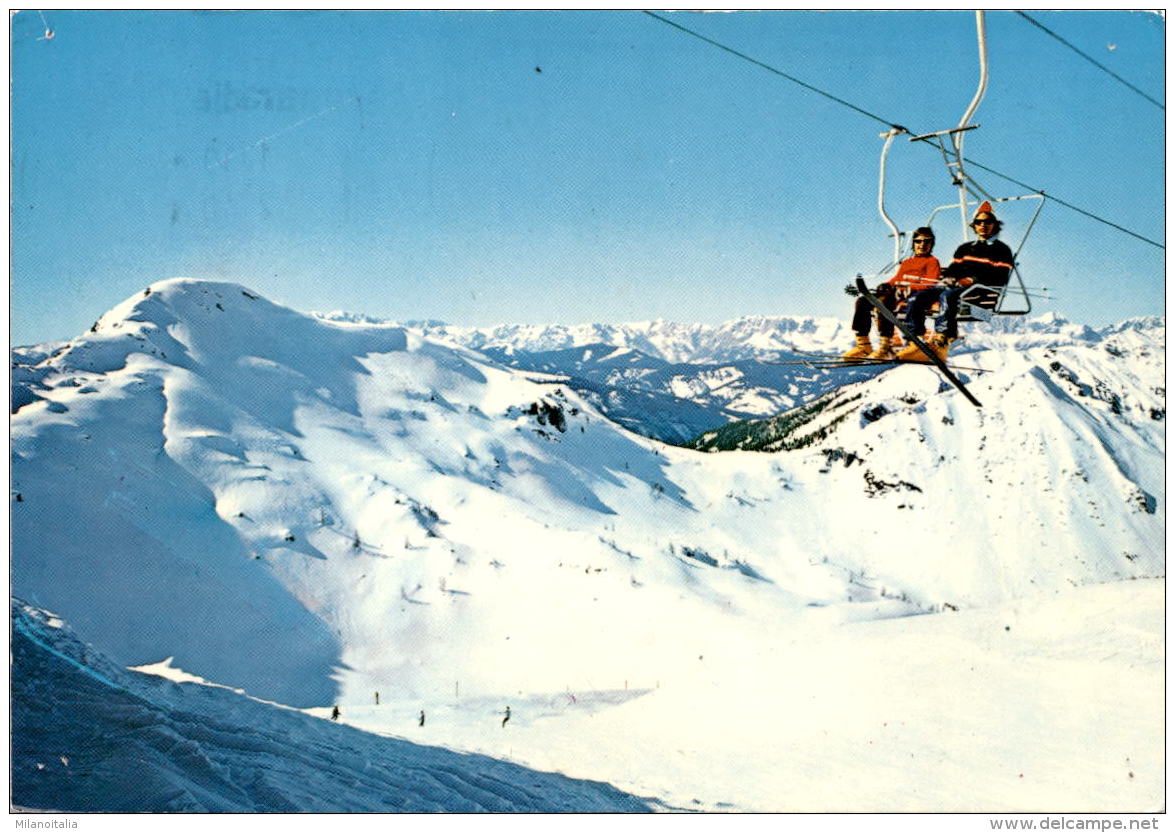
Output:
11 279 1164 733
87 277 407 363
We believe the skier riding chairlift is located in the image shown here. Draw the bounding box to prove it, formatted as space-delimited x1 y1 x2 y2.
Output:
856 10 1044 362
895 200 1014 363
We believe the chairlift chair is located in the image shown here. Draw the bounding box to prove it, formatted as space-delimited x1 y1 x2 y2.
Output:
922 193 1045 322
870 10 1047 325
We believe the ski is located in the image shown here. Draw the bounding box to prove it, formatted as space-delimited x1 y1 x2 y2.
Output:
765 349 902 364
763 357 881 366
772 358 990 373
784 347 905 361
765 358 879 366
854 277 983 407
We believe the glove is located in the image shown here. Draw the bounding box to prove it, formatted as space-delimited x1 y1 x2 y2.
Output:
844 284 860 297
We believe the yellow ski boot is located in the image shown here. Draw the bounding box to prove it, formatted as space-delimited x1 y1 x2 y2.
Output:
897 333 951 363
841 336 873 360
868 337 896 360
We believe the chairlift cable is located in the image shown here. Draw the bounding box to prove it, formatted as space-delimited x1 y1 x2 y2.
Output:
642 10 1163 251
641 11 899 130
35 10 54 40
958 157 1163 250
1014 11 1163 111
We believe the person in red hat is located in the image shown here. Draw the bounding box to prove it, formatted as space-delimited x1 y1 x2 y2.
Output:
841 227 941 361
897 201 1014 362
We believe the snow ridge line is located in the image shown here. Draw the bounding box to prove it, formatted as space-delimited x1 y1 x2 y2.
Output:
11 610 137 701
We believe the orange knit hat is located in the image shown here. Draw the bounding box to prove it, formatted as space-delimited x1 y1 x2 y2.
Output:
972 200 997 221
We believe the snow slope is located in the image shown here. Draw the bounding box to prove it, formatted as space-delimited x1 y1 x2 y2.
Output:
11 600 656 812
11 279 1165 811
13 578 1163 813
336 578 1162 813
689 336 1165 607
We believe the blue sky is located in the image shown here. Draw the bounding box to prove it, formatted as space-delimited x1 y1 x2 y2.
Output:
10 10 1165 344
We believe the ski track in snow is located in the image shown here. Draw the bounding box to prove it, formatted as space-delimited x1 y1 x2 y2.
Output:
10 279 1165 812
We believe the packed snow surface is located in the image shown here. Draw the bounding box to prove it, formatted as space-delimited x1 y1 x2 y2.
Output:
11 279 1164 812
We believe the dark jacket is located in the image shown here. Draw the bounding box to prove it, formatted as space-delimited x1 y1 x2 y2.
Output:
941 238 1014 287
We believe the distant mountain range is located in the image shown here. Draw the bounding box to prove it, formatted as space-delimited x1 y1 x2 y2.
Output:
314 310 1164 445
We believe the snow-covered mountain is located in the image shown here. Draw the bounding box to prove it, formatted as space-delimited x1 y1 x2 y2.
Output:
11 279 1164 812
470 342 884 444
324 313 853 364
322 307 1153 363
317 308 1162 444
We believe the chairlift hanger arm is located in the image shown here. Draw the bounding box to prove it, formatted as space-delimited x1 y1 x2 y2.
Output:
948 10 989 238
641 9 1163 250
876 129 905 266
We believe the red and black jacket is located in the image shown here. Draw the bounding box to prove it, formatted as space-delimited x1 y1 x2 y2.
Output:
941 238 1014 288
